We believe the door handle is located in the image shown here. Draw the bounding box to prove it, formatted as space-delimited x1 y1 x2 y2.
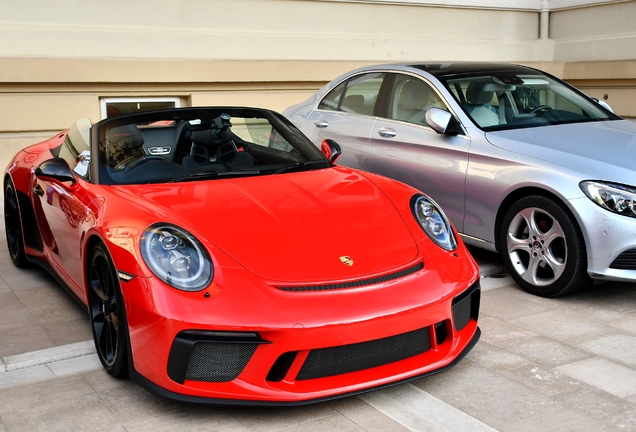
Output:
33 184 44 197
314 120 329 129
378 127 397 138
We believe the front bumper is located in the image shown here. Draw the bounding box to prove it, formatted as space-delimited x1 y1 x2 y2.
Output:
121 246 480 404
570 196 636 282
130 327 481 407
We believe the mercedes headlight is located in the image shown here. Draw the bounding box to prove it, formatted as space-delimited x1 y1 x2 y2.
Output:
141 223 213 291
580 181 636 218
411 195 457 251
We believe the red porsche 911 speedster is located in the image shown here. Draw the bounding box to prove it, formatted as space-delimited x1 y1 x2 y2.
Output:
4 107 480 405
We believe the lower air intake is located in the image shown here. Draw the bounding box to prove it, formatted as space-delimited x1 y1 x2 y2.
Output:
452 284 480 331
184 342 258 382
610 249 636 270
296 327 431 380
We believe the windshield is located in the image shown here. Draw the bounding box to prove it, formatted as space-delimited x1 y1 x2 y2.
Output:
96 107 330 185
440 72 619 131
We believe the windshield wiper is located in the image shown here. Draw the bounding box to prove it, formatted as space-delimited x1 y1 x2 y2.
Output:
166 169 260 183
267 160 329 175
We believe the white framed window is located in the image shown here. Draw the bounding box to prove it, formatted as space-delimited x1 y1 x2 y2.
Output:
100 97 181 119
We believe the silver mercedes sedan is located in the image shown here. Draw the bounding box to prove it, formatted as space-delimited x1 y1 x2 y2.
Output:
284 62 636 297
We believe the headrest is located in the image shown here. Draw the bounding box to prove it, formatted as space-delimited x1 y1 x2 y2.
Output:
398 80 432 109
466 82 494 105
66 118 91 155
342 94 364 108
107 124 144 147
191 130 214 146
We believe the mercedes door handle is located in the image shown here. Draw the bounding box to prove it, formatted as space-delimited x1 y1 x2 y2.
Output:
378 127 397 138
314 120 329 129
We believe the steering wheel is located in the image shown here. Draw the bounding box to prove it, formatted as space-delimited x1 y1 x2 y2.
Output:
530 105 553 115
114 155 165 173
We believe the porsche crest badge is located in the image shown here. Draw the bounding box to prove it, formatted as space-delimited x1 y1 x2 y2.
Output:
339 256 353 266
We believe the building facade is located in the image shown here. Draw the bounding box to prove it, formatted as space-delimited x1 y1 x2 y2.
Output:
0 0 634 143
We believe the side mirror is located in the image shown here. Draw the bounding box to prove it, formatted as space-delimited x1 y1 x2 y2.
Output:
321 139 342 164
592 98 614 113
425 108 463 135
35 158 76 184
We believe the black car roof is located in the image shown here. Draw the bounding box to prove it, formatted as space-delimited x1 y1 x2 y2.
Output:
404 62 538 78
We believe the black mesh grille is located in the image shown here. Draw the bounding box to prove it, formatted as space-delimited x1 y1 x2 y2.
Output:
184 342 258 382
276 262 424 292
452 285 480 331
296 327 431 380
610 249 636 270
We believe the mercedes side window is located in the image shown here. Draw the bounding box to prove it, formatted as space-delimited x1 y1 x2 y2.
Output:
318 73 385 116
388 75 447 126
318 81 345 111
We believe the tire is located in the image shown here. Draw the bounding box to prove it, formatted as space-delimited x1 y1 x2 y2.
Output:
500 195 589 297
4 180 28 267
88 243 130 377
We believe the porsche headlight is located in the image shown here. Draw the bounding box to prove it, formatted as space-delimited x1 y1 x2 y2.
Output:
141 223 213 291
580 181 636 218
412 195 457 251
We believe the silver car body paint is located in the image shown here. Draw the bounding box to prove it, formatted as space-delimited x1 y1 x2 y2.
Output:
284 63 636 283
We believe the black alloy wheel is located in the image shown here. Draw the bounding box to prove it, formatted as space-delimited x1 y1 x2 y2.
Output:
500 195 589 297
4 180 28 267
89 243 129 377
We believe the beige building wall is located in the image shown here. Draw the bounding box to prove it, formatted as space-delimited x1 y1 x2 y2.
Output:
0 0 635 162
548 1 636 119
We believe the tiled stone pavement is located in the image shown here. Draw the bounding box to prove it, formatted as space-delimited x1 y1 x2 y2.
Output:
1 193 636 430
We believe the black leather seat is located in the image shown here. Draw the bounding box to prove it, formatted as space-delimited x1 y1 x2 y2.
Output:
182 130 254 170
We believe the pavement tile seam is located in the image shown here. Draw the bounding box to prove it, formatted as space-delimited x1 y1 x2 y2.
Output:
555 357 636 398
337 404 410 431
360 382 497 432
2 339 95 372
475 316 636 400
468 308 636 430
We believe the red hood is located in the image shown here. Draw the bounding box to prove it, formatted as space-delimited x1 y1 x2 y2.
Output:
119 168 418 282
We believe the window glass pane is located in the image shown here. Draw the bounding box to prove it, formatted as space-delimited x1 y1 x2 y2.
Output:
388 75 447 126
318 73 385 116
442 73 613 130
318 82 345 111
96 108 328 185
340 73 384 116
101 98 181 119
232 117 294 152
106 101 177 118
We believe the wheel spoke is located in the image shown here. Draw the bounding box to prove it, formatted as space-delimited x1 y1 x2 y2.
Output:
543 222 566 247
106 321 115 362
111 313 119 331
8 232 18 255
91 280 106 301
101 320 111 362
93 319 104 339
107 295 119 330
96 318 107 353
543 249 567 279
507 232 529 253
521 253 543 285
517 207 540 238
528 211 544 238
